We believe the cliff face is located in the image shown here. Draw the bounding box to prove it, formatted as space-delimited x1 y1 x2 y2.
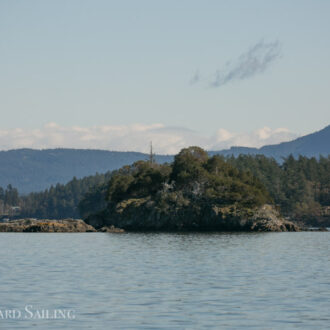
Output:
86 202 300 232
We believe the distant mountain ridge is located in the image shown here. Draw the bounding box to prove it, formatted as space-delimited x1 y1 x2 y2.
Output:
0 125 329 193
211 125 330 159
0 149 172 194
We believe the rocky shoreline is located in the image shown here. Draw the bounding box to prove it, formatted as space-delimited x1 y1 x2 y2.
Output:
0 219 124 233
0 219 95 232
0 211 327 233
85 203 303 232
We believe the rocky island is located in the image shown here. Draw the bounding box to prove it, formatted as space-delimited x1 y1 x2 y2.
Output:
0 219 128 233
84 147 300 232
0 218 96 232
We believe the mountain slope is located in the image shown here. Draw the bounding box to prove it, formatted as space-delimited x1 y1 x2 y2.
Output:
0 149 172 194
211 125 330 159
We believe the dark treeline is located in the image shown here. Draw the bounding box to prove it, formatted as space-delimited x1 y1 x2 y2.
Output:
0 184 20 216
22 172 113 219
1 153 329 222
228 154 330 220
0 172 112 219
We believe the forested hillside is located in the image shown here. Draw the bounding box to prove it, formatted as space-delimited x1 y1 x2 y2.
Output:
0 172 112 219
227 155 330 222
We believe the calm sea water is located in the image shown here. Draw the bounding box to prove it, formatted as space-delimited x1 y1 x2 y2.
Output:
0 232 329 329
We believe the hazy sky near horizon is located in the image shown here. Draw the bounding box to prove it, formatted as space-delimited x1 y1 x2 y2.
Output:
0 0 329 152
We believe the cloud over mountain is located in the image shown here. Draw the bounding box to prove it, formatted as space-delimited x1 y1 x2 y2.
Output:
0 123 297 154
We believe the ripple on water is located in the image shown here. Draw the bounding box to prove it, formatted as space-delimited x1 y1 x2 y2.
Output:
0 232 329 329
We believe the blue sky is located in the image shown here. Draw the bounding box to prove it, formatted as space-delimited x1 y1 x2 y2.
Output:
0 0 329 152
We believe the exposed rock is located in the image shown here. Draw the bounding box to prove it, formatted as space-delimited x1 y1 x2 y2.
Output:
309 227 328 232
86 202 301 232
246 205 300 232
98 225 125 233
0 219 96 232
299 216 330 228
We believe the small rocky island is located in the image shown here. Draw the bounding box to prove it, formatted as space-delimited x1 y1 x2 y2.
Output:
0 219 96 232
84 147 301 232
0 219 125 233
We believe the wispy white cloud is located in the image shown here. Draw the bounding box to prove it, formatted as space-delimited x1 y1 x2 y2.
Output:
211 40 281 87
0 123 297 154
191 40 281 88
212 127 296 150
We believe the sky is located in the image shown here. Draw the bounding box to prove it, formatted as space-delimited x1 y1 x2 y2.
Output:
0 0 329 153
